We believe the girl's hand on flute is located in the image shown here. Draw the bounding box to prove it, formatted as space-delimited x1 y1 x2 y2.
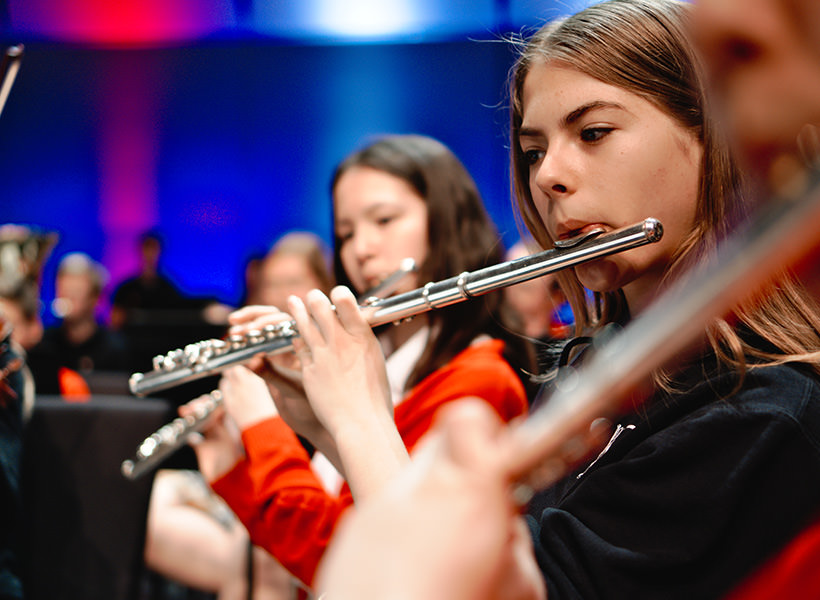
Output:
180 394 244 483
287 286 393 441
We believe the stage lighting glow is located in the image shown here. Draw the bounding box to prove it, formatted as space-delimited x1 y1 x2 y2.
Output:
250 0 496 43
312 0 420 40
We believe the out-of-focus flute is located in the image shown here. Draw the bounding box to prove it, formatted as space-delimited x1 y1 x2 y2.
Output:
121 390 222 480
128 218 663 397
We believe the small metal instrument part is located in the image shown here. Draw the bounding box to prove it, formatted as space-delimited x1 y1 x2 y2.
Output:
358 257 417 305
552 227 606 249
0 45 23 121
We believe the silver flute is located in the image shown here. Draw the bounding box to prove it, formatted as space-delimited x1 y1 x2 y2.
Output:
121 389 223 480
128 218 663 398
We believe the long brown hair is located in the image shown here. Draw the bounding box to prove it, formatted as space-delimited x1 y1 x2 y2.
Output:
331 134 535 391
508 0 820 379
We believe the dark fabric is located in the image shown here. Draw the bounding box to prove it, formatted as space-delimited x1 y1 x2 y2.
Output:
27 326 131 395
111 274 188 313
0 335 23 600
21 396 174 600
529 347 820 599
37 325 130 370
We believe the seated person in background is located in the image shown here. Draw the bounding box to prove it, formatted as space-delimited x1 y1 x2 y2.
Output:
0 229 90 402
256 232 333 312
109 230 188 331
144 231 334 600
27 252 129 396
110 230 234 370
237 251 266 308
504 239 572 343
504 239 572 394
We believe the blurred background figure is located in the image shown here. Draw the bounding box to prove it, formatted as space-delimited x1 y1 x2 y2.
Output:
27 252 130 398
143 230 333 600
110 229 232 373
0 225 61 405
503 239 572 343
0 279 44 411
503 239 572 402
256 232 333 310
0 223 57 600
237 251 266 308
109 230 187 331
0 278 42 356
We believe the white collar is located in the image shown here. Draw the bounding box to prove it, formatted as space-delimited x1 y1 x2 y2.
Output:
311 323 430 496
382 325 430 407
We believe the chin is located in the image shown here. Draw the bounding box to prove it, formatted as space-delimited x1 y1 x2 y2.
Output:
575 261 625 294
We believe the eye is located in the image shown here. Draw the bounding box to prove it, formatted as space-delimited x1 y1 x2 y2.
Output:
523 148 544 166
375 215 396 227
337 231 353 244
580 127 613 143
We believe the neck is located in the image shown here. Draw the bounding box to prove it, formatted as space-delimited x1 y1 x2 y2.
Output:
382 315 428 356
622 271 667 317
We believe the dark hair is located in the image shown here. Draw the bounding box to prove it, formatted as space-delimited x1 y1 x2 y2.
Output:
139 229 164 247
331 134 535 391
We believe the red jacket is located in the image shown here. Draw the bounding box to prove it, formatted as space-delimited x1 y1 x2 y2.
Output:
724 514 820 600
212 339 527 586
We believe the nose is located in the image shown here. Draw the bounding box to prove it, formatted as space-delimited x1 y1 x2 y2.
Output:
349 224 379 263
533 145 571 198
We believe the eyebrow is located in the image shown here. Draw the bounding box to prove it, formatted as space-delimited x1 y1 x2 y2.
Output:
519 100 627 138
335 201 401 226
564 100 625 125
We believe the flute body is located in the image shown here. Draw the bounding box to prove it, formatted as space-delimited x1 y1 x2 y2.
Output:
128 218 663 397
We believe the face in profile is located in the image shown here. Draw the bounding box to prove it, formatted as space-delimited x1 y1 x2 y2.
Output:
519 63 702 312
334 166 429 297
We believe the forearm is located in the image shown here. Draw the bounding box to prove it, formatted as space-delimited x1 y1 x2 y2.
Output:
303 427 347 478
216 418 348 586
332 409 409 503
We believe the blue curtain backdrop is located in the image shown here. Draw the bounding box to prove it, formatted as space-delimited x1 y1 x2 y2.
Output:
0 0 594 323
